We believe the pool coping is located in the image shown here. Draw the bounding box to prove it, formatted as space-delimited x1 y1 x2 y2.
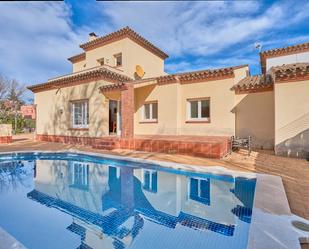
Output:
0 149 309 249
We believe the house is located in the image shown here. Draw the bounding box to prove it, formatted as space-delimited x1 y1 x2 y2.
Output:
27 27 309 158
20 105 36 120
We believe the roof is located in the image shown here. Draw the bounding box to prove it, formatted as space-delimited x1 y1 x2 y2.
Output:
260 42 309 73
232 63 309 93
79 26 169 60
27 66 132 93
231 75 273 93
157 65 248 84
272 63 309 83
99 82 127 93
67 53 86 63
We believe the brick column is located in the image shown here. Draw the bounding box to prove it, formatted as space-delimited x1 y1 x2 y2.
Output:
120 83 134 138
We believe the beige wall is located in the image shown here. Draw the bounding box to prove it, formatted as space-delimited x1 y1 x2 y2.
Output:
72 59 86 73
35 80 110 137
0 124 12 136
235 91 274 149
274 79 309 158
72 38 165 79
134 67 248 136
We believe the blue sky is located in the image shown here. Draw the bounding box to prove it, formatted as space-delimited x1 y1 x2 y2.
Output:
0 0 308 88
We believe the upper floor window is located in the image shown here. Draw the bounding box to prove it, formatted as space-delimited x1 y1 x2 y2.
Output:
142 102 158 122
97 58 104 66
114 53 122 67
71 100 89 128
187 98 210 121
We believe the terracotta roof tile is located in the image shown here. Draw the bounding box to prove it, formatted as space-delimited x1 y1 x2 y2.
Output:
28 67 132 93
260 42 309 74
231 75 273 92
157 65 247 84
67 52 86 63
99 82 127 93
272 63 309 82
261 42 309 57
80 26 168 60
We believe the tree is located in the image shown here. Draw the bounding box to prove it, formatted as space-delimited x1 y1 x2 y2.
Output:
0 74 8 101
6 79 26 107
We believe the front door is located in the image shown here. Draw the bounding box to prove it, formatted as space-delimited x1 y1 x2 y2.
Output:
109 100 121 135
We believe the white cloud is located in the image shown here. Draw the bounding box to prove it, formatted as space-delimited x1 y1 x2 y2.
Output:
97 1 309 70
0 2 89 85
0 0 308 89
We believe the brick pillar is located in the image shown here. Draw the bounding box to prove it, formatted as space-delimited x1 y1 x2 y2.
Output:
120 83 134 138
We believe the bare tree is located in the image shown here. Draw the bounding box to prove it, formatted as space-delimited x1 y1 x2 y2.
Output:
6 79 26 106
0 74 8 101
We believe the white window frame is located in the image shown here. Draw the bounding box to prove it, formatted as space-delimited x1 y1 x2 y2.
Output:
71 100 89 128
70 162 89 190
142 169 157 192
187 98 210 121
114 53 122 67
141 101 158 122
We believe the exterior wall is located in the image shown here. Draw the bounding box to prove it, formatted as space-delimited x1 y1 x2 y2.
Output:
134 67 248 136
134 83 178 135
235 91 275 149
125 39 165 78
274 79 309 158
72 60 86 73
35 80 110 138
77 38 165 79
266 51 309 71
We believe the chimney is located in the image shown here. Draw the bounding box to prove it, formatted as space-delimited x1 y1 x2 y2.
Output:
89 32 97 41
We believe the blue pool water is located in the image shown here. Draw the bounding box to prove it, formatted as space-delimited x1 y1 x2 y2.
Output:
0 152 256 249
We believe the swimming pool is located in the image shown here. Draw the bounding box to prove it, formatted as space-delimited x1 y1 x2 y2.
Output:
0 152 256 249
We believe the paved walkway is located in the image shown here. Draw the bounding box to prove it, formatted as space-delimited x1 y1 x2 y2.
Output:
1 134 309 248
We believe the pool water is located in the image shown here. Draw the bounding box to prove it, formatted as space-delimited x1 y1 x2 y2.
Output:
0 152 256 249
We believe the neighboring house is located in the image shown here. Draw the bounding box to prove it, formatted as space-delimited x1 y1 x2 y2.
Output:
20 105 36 119
27 27 309 158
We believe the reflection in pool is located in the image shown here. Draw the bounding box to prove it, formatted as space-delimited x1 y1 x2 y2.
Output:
0 153 256 249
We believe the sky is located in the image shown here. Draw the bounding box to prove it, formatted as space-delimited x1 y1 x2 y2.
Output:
0 0 308 90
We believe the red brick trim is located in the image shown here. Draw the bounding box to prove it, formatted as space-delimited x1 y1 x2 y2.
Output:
0 136 12 144
36 134 231 159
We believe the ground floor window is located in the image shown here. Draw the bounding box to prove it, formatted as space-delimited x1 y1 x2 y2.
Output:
187 98 210 121
142 101 158 122
142 169 158 192
189 177 210 205
71 100 89 128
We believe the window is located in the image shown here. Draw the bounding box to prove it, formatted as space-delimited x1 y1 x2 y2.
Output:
189 178 210 205
142 102 158 122
97 58 104 66
72 100 89 128
187 98 210 121
114 53 122 67
143 170 157 193
69 162 89 190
